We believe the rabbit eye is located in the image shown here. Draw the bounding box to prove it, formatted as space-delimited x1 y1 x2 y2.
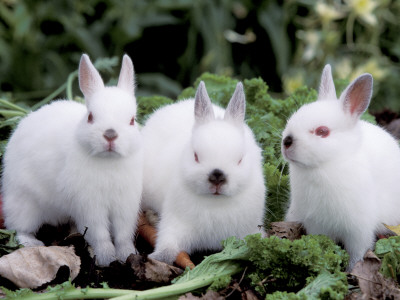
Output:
315 126 330 138
194 152 199 163
238 158 242 165
130 116 135 126
87 112 94 124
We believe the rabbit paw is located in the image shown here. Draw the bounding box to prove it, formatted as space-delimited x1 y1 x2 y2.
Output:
115 243 137 263
17 232 45 247
94 243 117 267
148 249 178 265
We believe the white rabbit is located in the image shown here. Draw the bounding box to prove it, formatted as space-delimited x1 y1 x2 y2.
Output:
282 64 400 269
1 54 143 266
141 81 266 264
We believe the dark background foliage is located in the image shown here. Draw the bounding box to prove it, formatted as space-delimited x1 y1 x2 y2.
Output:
1 0 399 111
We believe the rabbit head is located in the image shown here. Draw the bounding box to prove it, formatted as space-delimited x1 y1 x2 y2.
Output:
181 82 252 197
77 54 140 158
282 65 373 168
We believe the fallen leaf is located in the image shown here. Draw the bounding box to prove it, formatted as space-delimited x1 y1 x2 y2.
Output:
0 246 80 288
267 222 305 241
344 292 363 299
128 254 183 283
242 289 259 300
384 224 400 236
350 250 400 299
179 291 224 300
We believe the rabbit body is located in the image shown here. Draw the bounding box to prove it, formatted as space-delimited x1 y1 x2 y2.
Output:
282 65 400 269
2 55 142 266
142 82 265 264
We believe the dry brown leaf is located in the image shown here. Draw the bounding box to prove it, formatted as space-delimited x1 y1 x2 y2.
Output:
267 221 305 241
179 291 224 300
241 289 259 300
350 250 400 299
128 254 183 283
0 246 80 288
344 292 363 300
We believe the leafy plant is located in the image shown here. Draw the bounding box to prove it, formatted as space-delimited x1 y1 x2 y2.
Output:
245 234 349 297
375 236 400 282
282 0 400 112
266 272 348 300
2 0 400 114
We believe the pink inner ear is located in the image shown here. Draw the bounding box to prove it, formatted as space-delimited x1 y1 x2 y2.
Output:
349 92 365 116
343 74 372 118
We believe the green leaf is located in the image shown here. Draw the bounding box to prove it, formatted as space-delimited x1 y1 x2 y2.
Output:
375 236 400 281
0 229 21 257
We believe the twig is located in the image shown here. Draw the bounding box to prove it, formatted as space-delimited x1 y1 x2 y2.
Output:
225 266 248 298
349 273 383 285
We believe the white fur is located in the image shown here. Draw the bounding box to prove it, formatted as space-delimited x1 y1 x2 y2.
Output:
141 82 266 264
2 54 143 266
282 65 400 269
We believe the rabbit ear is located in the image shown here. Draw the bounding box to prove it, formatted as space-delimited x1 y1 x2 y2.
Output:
117 54 135 95
79 54 105 99
194 81 215 124
318 64 337 101
224 82 246 124
339 73 373 119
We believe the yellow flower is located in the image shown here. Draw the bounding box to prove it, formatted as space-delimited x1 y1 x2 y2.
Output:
345 0 379 25
334 58 353 80
315 2 344 24
351 59 387 81
297 30 321 62
283 72 305 94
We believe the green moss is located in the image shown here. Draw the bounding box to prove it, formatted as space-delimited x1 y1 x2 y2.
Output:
244 234 349 297
136 95 173 124
178 72 238 107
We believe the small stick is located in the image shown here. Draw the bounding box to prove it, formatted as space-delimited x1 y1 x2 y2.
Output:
137 212 195 269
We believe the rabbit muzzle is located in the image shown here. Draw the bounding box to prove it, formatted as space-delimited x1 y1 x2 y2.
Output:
103 128 118 152
208 169 227 195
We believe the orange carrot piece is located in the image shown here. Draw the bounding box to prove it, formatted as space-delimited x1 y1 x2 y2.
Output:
175 251 195 270
137 213 158 247
137 212 195 269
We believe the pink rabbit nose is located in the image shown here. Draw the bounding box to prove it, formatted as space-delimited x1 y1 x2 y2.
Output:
103 129 118 142
283 135 293 149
